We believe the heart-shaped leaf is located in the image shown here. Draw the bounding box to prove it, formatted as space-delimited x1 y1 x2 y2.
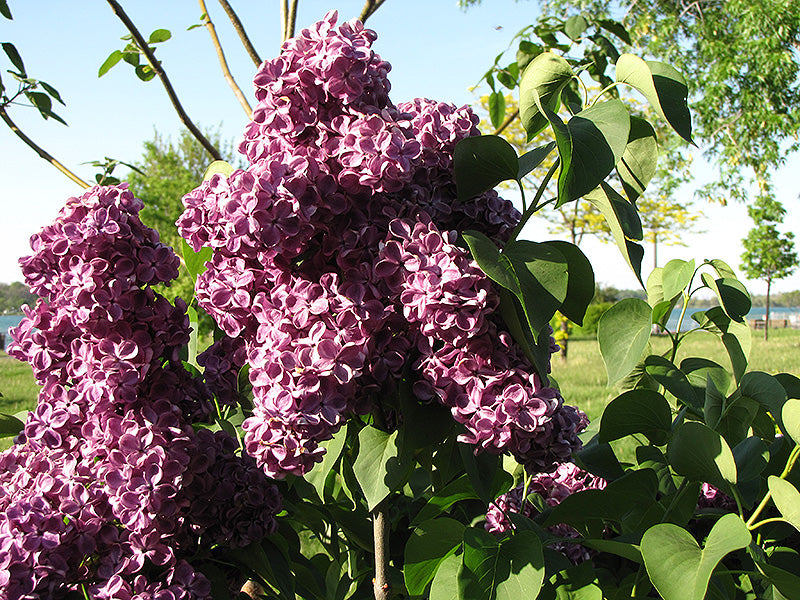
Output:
641 514 751 600
667 421 737 490
454 135 518 200
352 427 413 510
768 476 800 533
616 54 693 144
700 274 751 323
519 52 574 137
616 116 658 203
404 518 466 595
551 101 631 206
782 398 800 445
597 298 652 385
599 389 672 445
661 259 695 301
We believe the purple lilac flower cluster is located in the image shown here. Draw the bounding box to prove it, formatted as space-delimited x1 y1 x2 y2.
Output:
2 185 280 600
177 10 586 480
485 462 607 563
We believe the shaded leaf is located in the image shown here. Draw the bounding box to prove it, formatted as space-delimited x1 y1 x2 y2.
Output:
667 421 737 490
616 54 693 143
519 52 574 137
412 475 478 525
0 0 11 19
488 91 506 130
691 307 750 382
0 412 24 438
545 240 594 325
700 274 751 322
616 116 658 203
454 135 518 201
2 42 25 75
740 371 789 438
404 518 466 595
599 388 671 445
644 355 700 409
517 141 556 180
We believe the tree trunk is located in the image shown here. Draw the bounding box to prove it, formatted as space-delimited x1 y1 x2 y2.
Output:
765 277 771 342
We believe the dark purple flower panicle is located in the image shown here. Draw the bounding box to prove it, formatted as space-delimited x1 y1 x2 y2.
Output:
176 10 585 482
1 185 280 599
486 462 606 563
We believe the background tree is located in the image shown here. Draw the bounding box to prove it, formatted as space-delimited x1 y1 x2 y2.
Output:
126 128 237 304
740 193 798 340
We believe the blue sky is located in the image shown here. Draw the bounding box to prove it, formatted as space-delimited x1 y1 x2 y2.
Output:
1 0 798 296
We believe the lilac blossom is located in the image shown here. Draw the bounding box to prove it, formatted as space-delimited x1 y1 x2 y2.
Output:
486 462 607 563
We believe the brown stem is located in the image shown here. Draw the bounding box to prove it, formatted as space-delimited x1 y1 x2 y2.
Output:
372 508 390 600
359 0 388 23
216 0 262 66
280 0 289 43
286 0 299 40
105 0 222 161
198 0 253 118
493 107 520 136
0 105 90 188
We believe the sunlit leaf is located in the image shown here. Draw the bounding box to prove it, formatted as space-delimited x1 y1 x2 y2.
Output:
597 298 652 385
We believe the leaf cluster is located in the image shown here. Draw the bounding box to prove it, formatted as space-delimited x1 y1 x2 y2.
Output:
99 28 172 81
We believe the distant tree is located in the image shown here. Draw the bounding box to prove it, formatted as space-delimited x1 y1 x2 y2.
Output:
126 128 238 304
0 282 36 314
740 194 798 340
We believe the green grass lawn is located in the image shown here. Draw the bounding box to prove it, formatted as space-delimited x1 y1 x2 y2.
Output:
0 352 40 415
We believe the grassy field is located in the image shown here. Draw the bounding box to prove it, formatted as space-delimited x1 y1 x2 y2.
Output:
1 327 798 431
552 327 800 421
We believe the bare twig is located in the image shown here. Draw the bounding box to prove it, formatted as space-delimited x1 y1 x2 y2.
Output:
280 0 289 43
372 508 390 600
216 0 262 66
359 0 388 23
286 0 299 41
0 105 90 188
105 0 222 161
198 0 252 118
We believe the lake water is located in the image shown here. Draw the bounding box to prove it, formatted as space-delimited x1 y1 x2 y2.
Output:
0 315 24 350
664 306 800 332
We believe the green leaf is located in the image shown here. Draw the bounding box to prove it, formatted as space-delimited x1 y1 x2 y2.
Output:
667 421 737 490
463 230 519 294
0 412 24 438
224 539 295 600
488 91 506 130
550 101 631 206
584 183 645 285
709 388 759 448
454 135 518 201
181 239 212 288
519 52 574 137
564 15 589 40
458 444 507 505
404 518 466 595
2 42 25 75
732 436 769 483
38 81 64 105
0 0 12 19
782 398 800 445
740 371 789 438
504 240 569 335
352 426 412 510
430 553 462 600
641 514 751 600
646 268 679 328
545 241 594 325
135 64 156 81
597 298 652 385
98 50 123 76
202 159 234 181
148 28 172 43
700 274 751 322
662 259 695 301
755 557 800 599
459 528 545 600
597 18 631 45
599 389 672 445
497 288 553 379
517 141 556 180
706 258 737 280
616 54 693 144
305 426 348 500
27 91 52 118
681 358 732 399
644 355 701 409
692 307 751 382
767 476 800 533
616 116 658 203
412 475 478 525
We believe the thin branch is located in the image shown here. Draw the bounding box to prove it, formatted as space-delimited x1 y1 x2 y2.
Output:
216 0 262 66
280 0 289 43
198 0 253 118
360 0 388 23
493 107 520 136
0 105 91 188
286 0 299 41
372 508 390 600
104 0 222 161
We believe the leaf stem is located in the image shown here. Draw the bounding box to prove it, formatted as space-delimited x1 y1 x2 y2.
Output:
507 157 560 244
745 444 800 528
671 291 691 363
589 81 621 107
